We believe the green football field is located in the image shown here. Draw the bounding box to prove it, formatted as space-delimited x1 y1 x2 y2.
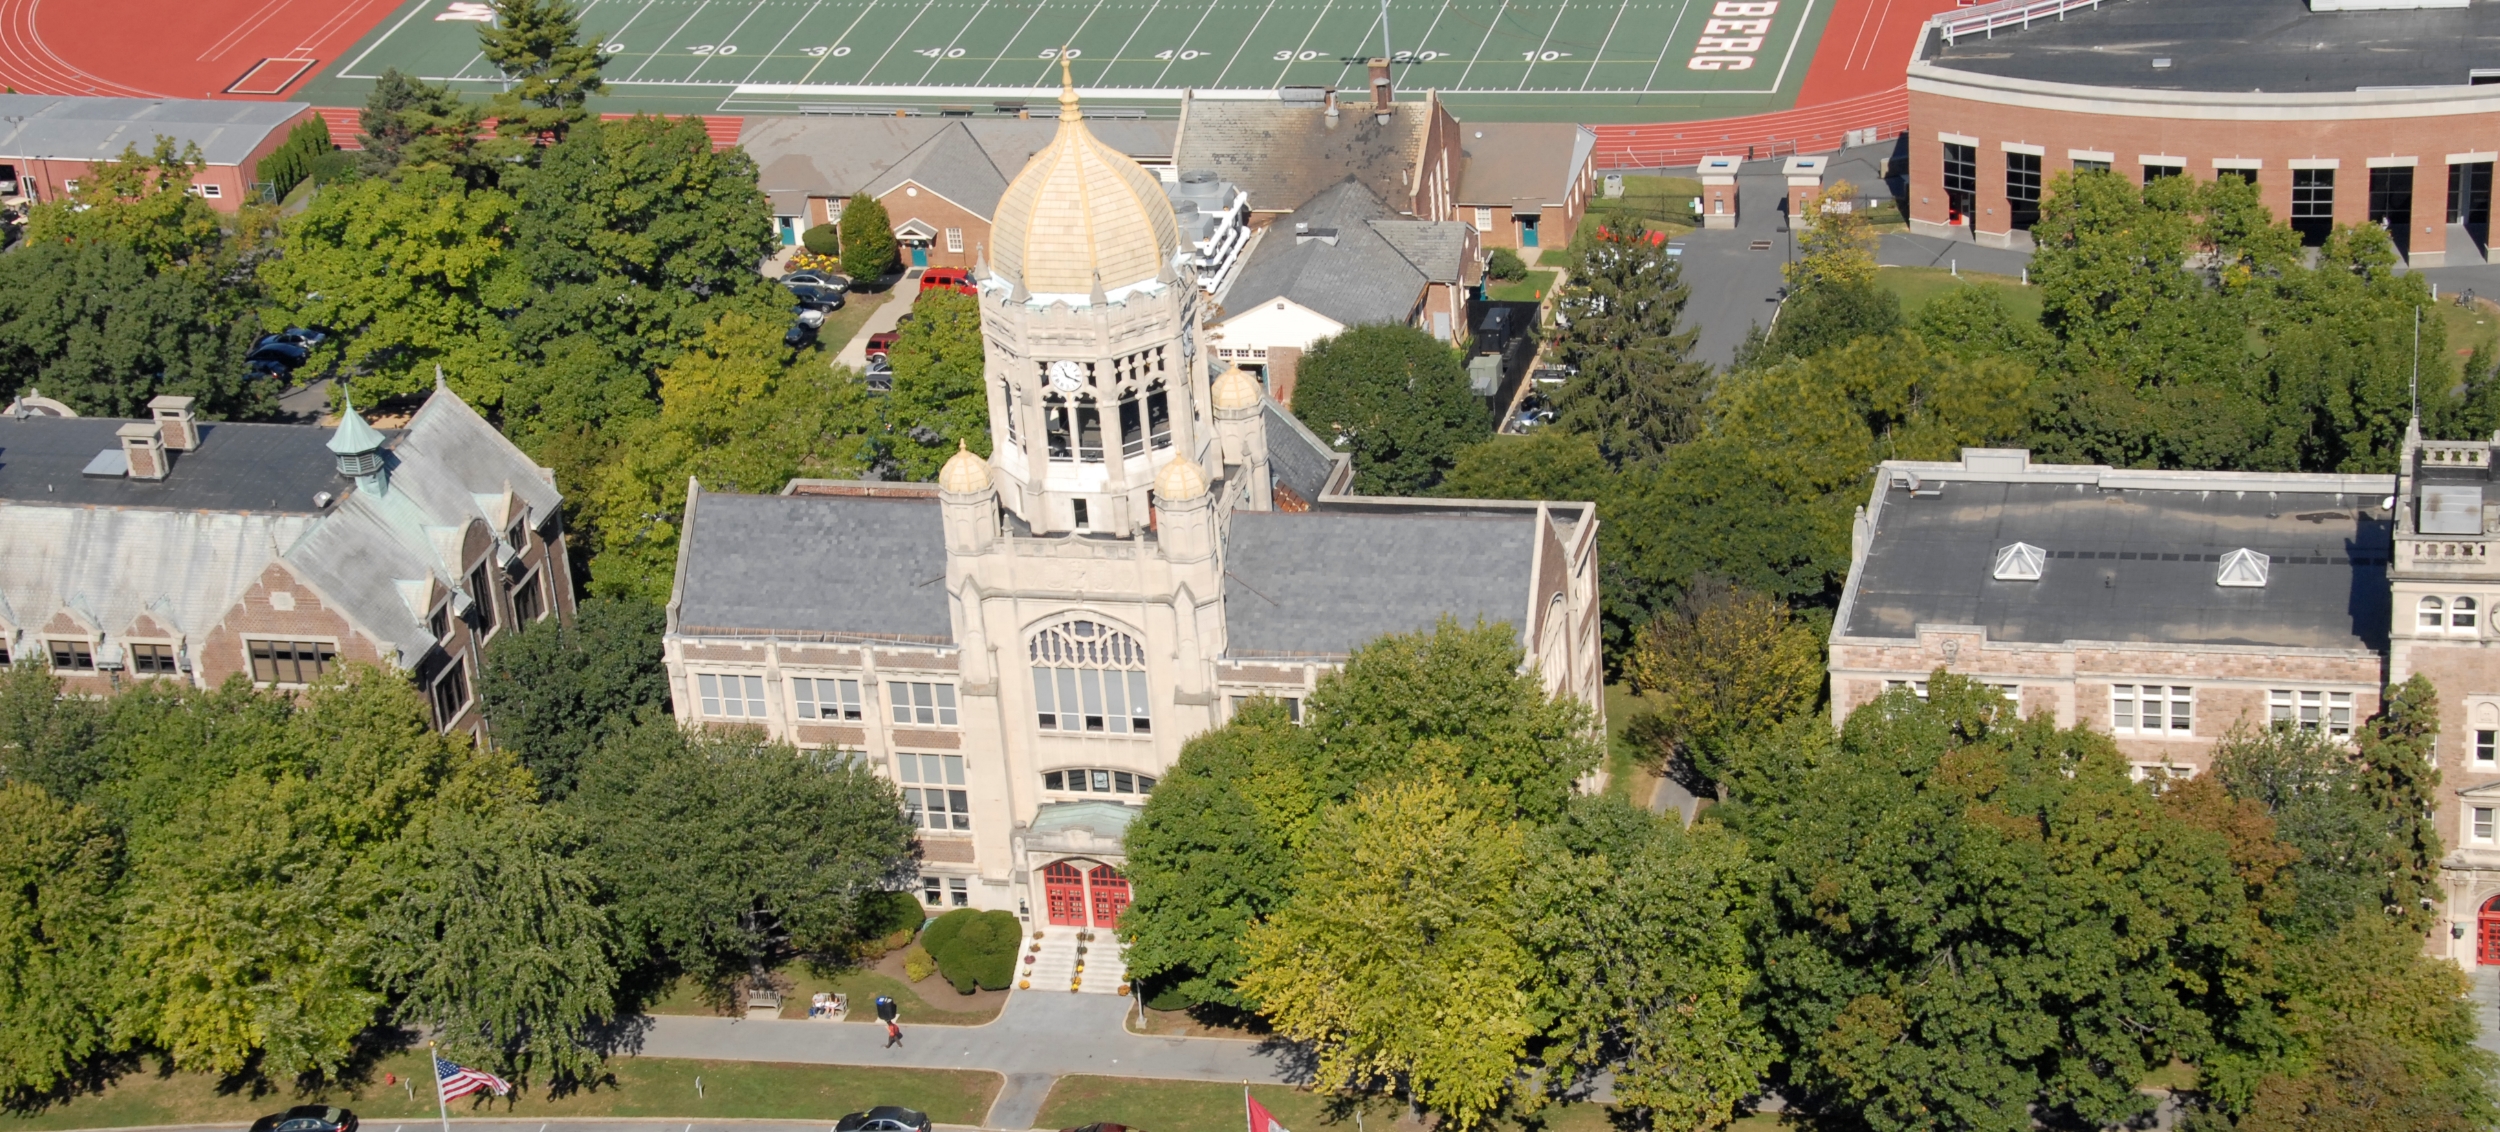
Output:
295 0 1832 122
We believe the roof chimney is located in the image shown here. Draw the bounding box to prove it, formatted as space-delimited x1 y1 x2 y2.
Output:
118 422 168 481
148 394 197 451
1368 57 1392 116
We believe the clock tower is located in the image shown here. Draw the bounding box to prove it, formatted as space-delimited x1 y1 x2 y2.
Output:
973 61 1207 536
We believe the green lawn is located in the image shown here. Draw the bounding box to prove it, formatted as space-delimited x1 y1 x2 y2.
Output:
0 1054 998 1131
1602 175 1707 227
2437 295 2499 381
815 289 890 361
1486 269 1559 303
1604 682 1662 802
1876 265 2042 323
647 962 1003 1026
1034 1077 1621 1132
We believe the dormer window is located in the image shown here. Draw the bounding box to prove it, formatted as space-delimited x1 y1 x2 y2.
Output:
47 640 93 671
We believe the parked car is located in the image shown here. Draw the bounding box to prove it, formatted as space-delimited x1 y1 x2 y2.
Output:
784 311 821 348
786 283 846 311
918 267 976 296
864 330 903 359
246 337 311 377
249 1106 357 1132
833 1107 930 1132
782 270 847 292
864 354 894 392
266 327 327 349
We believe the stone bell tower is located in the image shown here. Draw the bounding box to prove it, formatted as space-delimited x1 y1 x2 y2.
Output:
972 60 1209 536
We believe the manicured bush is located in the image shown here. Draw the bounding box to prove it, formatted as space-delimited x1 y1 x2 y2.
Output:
1485 246 1529 282
801 223 840 256
861 889 923 937
259 116 338 201
903 944 937 983
837 192 898 283
924 908 1019 993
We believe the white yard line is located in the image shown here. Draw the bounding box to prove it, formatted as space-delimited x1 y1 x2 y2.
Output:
1098 0 1164 85
340 0 442 77
920 0 999 83
799 0 883 82
686 0 774 82
1208 0 1281 87
1454 0 1512 89
1026 0 1109 87
1581 0 1631 89
1643 0 1697 91
739 0 824 82
973 0 1052 84
1518 0 1571 86
624 0 715 81
1150 0 1225 85
1271 0 1339 87
860 0 940 83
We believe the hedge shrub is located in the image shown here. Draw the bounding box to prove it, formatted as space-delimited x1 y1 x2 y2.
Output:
801 223 841 256
922 908 1019 993
1485 246 1529 282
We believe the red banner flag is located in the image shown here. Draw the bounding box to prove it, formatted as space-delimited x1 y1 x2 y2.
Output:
1247 1092 1290 1132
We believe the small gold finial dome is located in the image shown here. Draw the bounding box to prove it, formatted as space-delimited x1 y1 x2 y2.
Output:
988 60 1181 296
1153 456 1208 502
1211 365 1262 412
938 442 992 494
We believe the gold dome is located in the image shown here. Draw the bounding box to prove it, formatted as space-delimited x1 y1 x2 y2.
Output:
938 442 993 494
1153 456 1208 502
990 60 1181 295
1210 365 1263 412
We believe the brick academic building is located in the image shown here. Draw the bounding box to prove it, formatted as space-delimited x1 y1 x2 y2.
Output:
1906 0 2500 265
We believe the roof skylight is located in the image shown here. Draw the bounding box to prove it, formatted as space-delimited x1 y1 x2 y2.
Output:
1992 542 2046 581
2217 548 2270 588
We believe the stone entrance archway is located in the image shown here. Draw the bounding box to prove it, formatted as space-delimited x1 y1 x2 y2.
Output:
2480 894 2500 965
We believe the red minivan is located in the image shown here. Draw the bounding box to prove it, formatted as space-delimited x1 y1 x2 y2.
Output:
918 267 976 295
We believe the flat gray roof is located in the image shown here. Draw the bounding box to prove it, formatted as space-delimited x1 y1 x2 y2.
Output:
1223 509 1534 658
1842 479 2391 651
0 96 306 166
676 491 954 640
1923 0 2500 94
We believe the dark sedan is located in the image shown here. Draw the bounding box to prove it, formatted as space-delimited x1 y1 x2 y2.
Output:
249 1105 357 1132
833 1107 930 1132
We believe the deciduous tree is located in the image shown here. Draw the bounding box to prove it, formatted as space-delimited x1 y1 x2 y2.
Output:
0 781 117 1103
1290 323 1486 495
1239 777 1533 1129
886 289 991 480
478 595 671 798
1621 579 1825 798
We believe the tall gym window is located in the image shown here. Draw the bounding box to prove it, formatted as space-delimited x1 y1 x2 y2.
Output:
2006 151 2041 230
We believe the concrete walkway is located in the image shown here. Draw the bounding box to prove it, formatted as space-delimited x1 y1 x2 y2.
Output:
632 992 1306 1130
832 272 921 371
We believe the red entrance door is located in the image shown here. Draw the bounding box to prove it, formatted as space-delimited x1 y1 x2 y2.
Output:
1043 862 1088 926
1088 864 1131 928
2480 896 2500 965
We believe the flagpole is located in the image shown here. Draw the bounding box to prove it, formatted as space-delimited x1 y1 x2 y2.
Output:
1244 1085 1252 1132
431 1042 451 1132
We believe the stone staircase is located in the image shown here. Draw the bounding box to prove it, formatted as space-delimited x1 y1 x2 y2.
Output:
1018 927 1129 994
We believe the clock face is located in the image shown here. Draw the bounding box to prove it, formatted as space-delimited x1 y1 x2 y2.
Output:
1048 360 1087 393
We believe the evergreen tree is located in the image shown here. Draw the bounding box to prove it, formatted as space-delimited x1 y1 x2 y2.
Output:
837 192 898 282
357 68 487 182
479 0 609 148
1549 225 1708 465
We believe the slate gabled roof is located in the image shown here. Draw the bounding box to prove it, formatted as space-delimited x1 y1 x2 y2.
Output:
673 489 954 641
1218 181 1472 330
1222 506 1537 658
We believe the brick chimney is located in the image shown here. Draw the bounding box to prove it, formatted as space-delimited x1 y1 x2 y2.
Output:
1368 58 1392 115
148 394 198 450
118 422 168 481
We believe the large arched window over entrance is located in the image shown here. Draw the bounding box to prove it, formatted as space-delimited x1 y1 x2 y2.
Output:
1030 618 1151 734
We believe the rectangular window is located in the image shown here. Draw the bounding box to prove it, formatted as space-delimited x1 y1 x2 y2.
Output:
1885 679 1929 701
2477 807 2496 844
2143 162 2183 184
247 639 334 684
2006 150 2042 230
1075 404 1104 462
794 677 864 721
945 227 963 253
1941 143 1976 223
430 604 451 641
1474 206 1493 230
129 643 177 674
1146 387 1172 449
697 672 769 718
1002 382 1024 444
469 562 499 636
2477 729 2496 765
2368 166 2414 236
1044 402 1073 460
1119 396 1145 458
1034 668 1150 733
949 877 969 906
889 681 959 726
431 657 469 727
897 752 970 831
47 640 94 671
1228 694 1304 723
511 569 545 623
2291 168 2335 244
2072 159 2111 174
196 183 221 199
2111 685 2193 735
2269 689 2355 737
922 875 943 905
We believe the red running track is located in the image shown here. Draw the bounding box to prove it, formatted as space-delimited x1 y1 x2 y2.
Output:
1591 0 1966 168
0 0 403 100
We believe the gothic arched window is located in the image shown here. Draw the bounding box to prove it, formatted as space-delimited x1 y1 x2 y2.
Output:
1030 618 1151 734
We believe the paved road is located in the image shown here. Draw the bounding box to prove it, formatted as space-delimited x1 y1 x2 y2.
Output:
631 992 1306 1130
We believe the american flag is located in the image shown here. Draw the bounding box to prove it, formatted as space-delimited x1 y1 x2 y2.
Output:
434 1054 510 1101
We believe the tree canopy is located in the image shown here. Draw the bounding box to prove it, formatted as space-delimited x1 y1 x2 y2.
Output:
1291 323 1488 494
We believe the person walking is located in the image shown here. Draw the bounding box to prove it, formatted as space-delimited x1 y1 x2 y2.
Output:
875 995 901 1047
